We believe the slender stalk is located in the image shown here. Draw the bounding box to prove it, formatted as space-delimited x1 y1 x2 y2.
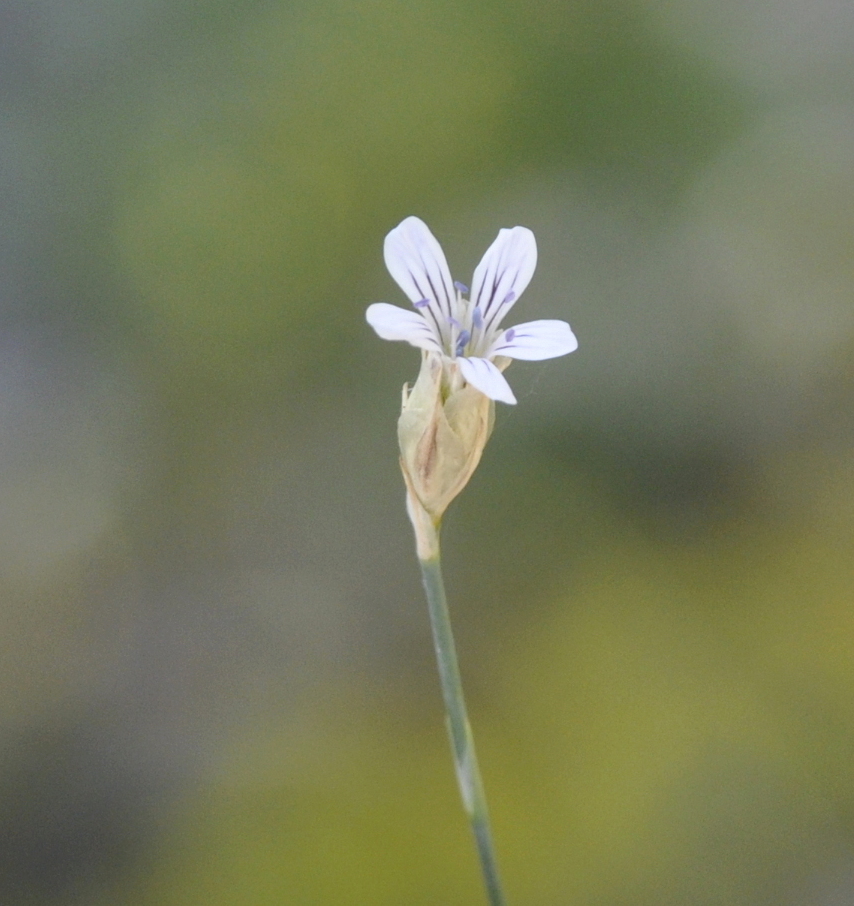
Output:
419 534 507 906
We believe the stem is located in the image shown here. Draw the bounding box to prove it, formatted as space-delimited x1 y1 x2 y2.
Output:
419 539 507 906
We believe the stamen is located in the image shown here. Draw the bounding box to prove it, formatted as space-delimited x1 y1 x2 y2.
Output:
454 281 469 294
414 298 431 308
503 291 516 306
505 328 515 342
455 329 471 356
472 306 483 329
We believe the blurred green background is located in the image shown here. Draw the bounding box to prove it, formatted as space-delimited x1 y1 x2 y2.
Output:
2 0 854 904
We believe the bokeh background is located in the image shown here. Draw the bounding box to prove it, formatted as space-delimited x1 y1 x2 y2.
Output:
2 0 854 903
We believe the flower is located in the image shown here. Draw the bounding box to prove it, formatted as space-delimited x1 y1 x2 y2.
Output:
366 217 579 545
366 215 577 405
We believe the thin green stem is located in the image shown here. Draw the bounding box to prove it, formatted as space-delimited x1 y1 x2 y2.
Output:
419 540 507 906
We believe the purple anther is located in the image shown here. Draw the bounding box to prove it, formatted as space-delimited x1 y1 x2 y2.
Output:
414 298 430 308
472 306 483 329
454 281 469 294
505 328 515 342
503 291 516 306
448 316 462 329
455 330 471 356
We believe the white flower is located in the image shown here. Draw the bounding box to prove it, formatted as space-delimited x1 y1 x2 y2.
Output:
366 216 577 404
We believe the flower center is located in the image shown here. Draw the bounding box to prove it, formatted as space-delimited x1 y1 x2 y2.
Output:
446 284 484 359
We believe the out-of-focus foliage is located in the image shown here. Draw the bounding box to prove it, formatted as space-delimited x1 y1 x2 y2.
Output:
2 0 853 904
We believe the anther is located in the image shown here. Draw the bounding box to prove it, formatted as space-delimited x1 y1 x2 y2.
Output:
455 330 471 356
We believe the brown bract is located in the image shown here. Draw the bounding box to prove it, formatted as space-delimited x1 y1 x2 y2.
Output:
398 351 502 558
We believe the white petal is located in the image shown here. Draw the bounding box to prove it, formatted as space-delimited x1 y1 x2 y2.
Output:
488 319 578 360
366 303 442 352
458 356 517 404
383 217 456 333
470 226 537 334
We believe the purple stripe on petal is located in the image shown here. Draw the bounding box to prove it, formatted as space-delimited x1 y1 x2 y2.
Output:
457 356 517 404
470 226 537 333
487 319 578 360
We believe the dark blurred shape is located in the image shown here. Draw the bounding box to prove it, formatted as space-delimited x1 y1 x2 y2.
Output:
545 421 751 535
0 715 155 904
